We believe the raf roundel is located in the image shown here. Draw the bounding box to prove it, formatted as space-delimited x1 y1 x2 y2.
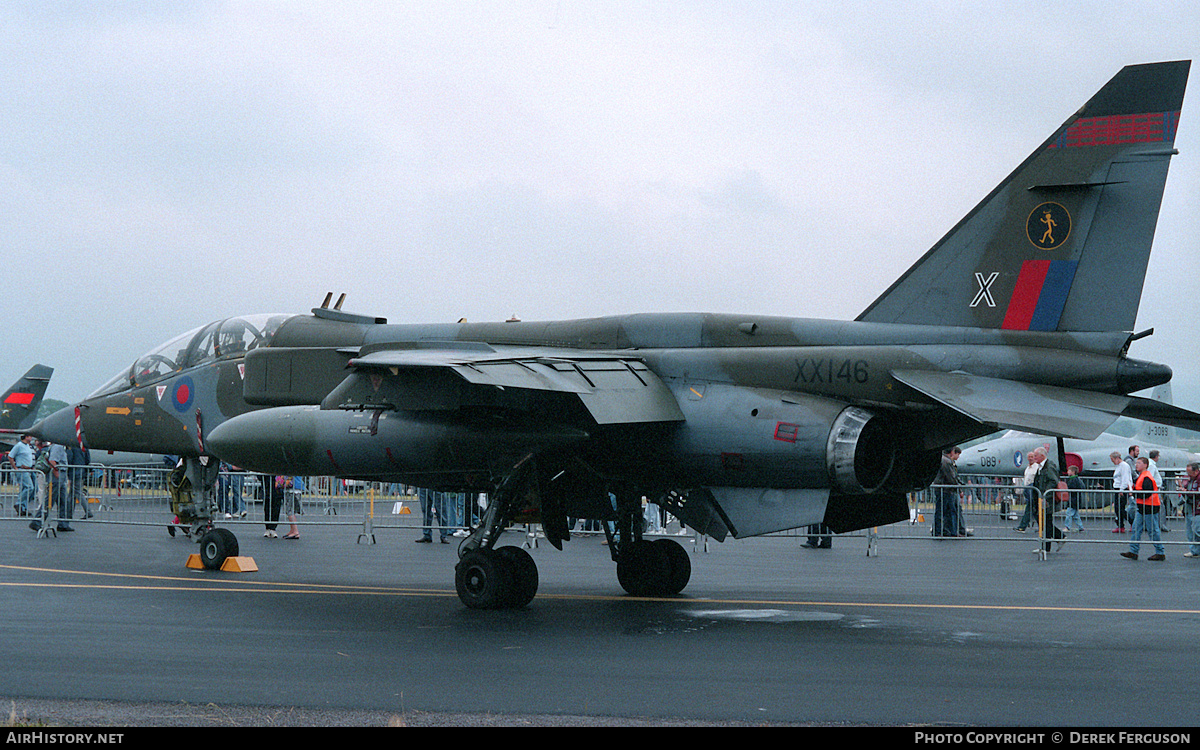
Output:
1026 202 1071 250
172 376 195 412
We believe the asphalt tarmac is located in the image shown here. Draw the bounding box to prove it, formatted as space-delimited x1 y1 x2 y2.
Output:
2 514 1198 727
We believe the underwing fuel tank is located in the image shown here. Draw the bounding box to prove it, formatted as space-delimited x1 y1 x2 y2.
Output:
206 406 589 480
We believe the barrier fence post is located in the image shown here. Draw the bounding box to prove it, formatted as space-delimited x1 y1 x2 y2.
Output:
359 484 376 544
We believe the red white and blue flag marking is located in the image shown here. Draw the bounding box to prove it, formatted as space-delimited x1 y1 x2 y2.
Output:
1001 259 1079 332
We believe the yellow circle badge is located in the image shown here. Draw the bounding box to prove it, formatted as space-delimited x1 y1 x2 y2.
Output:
1026 202 1071 250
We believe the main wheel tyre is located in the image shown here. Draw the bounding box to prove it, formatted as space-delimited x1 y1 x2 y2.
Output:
198 528 239 570
654 538 691 595
495 546 539 608
455 548 515 609
616 539 668 596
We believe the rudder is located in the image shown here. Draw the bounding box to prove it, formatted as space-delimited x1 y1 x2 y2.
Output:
858 60 1190 332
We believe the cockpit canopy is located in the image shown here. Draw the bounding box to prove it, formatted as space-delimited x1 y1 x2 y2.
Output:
90 314 295 397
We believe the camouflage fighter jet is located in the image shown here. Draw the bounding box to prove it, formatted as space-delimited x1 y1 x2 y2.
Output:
31 61 1200 608
958 386 1200 478
0 364 54 449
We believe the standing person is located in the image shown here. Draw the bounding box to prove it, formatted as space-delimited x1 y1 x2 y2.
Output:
219 463 248 518
31 443 73 533
217 461 232 518
282 476 303 540
1182 462 1200 559
453 492 476 538
68 444 91 519
1063 464 1086 533
263 474 283 538
643 496 662 534
1123 445 1140 514
9 434 36 516
1121 456 1166 561
1015 452 1038 532
1147 449 1169 530
228 465 246 518
445 491 465 536
415 487 450 544
1111 452 1133 533
1031 448 1065 553
50 442 72 532
932 447 962 538
28 442 51 529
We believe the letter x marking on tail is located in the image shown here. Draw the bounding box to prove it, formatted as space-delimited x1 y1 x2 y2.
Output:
971 272 998 308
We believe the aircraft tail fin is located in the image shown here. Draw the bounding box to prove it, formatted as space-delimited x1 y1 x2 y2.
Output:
0 364 54 432
857 60 1190 332
1131 384 1179 446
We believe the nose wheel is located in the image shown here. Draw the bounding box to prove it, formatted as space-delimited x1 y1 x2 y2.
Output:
198 528 240 570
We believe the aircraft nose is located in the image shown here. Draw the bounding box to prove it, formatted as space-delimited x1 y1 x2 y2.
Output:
28 404 78 446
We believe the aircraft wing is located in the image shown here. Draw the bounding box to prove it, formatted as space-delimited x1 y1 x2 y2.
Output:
891 369 1131 440
348 345 686 425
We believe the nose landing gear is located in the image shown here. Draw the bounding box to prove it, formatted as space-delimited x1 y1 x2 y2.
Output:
169 456 242 571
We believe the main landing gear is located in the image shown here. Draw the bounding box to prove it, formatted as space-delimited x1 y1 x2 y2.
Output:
606 488 691 598
614 538 691 597
452 460 692 609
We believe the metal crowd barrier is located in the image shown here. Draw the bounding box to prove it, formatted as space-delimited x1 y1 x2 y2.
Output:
758 473 1198 559
896 476 1199 559
2 466 1193 558
0 465 700 548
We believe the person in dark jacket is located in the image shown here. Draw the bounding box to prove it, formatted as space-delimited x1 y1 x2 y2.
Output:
1063 464 1085 533
1031 447 1066 553
932 447 961 538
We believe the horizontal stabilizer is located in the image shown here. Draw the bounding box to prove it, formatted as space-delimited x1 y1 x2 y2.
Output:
1120 395 1200 433
892 370 1129 440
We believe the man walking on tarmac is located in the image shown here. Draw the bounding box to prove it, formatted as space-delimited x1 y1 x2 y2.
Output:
1121 456 1166 561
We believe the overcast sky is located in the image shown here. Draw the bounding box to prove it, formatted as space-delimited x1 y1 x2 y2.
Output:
2 1 1197 413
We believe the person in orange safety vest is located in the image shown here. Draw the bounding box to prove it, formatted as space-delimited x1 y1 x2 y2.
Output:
1120 456 1165 561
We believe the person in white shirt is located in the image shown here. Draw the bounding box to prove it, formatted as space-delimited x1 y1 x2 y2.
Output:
1111 451 1133 533
1015 452 1039 532
8 434 36 516
1147 449 1169 530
